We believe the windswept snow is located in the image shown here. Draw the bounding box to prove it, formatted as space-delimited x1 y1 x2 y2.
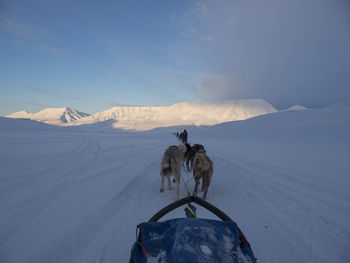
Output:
0 102 349 263
6 107 90 125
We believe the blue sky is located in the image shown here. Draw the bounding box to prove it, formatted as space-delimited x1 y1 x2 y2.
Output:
1 0 349 115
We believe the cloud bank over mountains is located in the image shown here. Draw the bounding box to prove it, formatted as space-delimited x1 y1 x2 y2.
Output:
183 0 350 108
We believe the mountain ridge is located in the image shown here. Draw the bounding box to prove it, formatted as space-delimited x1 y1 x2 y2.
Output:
6 100 277 130
70 99 277 130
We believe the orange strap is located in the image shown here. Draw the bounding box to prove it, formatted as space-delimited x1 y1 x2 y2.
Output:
136 225 150 258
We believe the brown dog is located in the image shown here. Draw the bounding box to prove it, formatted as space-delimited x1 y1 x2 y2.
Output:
185 143 205 171
192 150 213 200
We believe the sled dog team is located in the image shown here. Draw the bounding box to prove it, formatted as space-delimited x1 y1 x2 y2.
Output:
160 142 213 200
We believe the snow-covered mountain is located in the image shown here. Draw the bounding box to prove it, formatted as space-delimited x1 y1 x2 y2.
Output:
285 105 307 111
70 99 277 130
5 100 277 130
6 107 90 125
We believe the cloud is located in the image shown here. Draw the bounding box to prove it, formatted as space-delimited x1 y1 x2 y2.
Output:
173 0 215 54
168 69 183 81
108 102 139 107
26 102 57 108
0 16 71 57
18 82 129 108
108 102 124 107
190 75 233 100
26 86 84 101
183 0 350 108
180 1 214 37
107 92 129 106
42 45 72 56
0 16 40 39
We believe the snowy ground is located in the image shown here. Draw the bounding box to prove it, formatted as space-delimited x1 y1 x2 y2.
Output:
1 103 350 263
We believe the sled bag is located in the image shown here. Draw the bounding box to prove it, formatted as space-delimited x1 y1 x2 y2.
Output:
131 218 256 263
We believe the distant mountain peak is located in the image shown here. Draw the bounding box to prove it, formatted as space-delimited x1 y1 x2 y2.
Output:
285 105 307 111
6 107 90 125
5 110 32 119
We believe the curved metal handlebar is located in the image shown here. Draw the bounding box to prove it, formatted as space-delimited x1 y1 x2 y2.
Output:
148 195 233 222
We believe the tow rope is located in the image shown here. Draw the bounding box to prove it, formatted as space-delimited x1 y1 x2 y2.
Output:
180 170 191 197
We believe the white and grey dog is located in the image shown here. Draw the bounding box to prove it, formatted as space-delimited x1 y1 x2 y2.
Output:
160 145 183 199
177 144 187 167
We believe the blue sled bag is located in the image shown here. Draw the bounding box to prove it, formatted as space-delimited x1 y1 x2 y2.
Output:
129 196 257 263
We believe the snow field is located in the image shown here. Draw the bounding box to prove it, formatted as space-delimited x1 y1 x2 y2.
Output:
0 103 349 263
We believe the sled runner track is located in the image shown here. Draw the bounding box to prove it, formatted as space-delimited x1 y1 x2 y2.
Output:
25 160 162 263
0 139 104 247
80 162 165 263
218 153 350 218
0 141 156 236
0 138 121 248
230 153 348 195
0 137 120 200
0 181 72 248
0 138 90 183
210 153 350 262
0 133 168 263
84 163 178 263
24 137 176 263
80 146 162 183
0 141 93 237
0 138 91 194
100 142 165 160
213 153 348 224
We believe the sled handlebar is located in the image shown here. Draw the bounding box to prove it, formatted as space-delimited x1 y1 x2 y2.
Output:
149 196 233 222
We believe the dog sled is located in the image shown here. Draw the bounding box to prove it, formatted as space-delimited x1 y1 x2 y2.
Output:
129 196 257 263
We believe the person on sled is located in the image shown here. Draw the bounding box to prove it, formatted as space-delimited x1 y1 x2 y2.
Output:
182 129 188 143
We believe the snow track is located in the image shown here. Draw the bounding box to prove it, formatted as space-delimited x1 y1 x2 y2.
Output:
0 131 177 263
208 151 350 262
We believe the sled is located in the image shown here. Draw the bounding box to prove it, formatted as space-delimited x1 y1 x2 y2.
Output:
129 195 257 263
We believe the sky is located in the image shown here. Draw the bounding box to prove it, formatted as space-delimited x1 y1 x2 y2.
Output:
1 0 349 115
